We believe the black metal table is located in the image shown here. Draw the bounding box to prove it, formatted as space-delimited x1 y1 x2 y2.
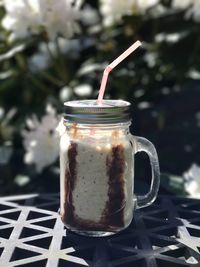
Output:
0 194 200 267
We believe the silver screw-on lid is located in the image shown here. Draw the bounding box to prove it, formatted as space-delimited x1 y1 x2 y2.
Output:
64 100 131 124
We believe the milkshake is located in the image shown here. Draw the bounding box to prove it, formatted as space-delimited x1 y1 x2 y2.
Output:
59 99 160 236
60 125 134 233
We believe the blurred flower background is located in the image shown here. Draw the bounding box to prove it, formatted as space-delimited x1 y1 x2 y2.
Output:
0 0 199 197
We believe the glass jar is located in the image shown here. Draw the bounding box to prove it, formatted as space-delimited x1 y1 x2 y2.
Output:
59 100 160 237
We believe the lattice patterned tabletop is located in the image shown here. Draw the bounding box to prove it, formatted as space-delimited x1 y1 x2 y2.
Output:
0 194 200 267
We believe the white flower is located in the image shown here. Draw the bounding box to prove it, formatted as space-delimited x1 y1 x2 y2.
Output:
59 86 72 102
137 101 152 109
183 163 200 198
2 0 41 41
22 105 60 173
186 2 200 22
81 5 99 26
39 0 82 40
29 37 81 72
172 0 192 9
172 0 200 23
187 69 200 80
144 52 157 67
29 44 50 72
155 32 184 43
2 0 82 41
134 89 145 98
29 53 49 72
136 0 159 12
100 0 159 26
47 38 81 59
52 38 81 55
78 61 106 76
74 84 93 97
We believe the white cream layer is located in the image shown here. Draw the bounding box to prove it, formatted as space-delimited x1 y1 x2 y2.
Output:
60 132 134 227
73 140 110 222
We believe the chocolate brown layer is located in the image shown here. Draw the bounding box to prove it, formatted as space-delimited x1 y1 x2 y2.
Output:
105 144 126 228
61 142 78 225
62 142 126 232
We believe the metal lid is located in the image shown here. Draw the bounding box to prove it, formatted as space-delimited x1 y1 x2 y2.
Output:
64 100 131 124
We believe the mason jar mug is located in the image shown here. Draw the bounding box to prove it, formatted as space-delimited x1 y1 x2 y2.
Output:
59 100 160 237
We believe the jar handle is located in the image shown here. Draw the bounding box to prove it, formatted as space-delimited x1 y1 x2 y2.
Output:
130 135 160 209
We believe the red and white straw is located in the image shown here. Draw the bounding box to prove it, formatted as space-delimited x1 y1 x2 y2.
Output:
97 40 142 105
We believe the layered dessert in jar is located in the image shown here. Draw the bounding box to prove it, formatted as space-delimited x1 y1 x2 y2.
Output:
60 124 134 234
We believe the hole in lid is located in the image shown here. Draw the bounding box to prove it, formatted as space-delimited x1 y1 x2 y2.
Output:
117 259 147 267
16 259 47 267
148 210 169 220
0 211 21 220
172 198 194 206
69 247 95 261
10 247 41 261
162 246 188 259
154 227 178 238
25 236 52 249
0 221 8 226
189 219 200 227
120 222 135 234
0 204 15 211
19 227 46 239
178 211 198 220
0 247 4 257
111 235 142 249
142 205 158 213
187 227 200 238
61 236 78 250
153 197 162 205
32 218 56 229
180 203 200 212
162 247 199 264
58 259 87 267
33 197 49 205
156 258 188 267
27 211 50 220
38 203 59 212
0 227 13 239
10 199 26 206
185 256 199 264
108 246 136 261
144 218 168 229
150 236 178 250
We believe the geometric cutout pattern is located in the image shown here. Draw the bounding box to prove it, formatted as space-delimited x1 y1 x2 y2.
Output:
0 211 21 220
27 210 51 220
0 227 14 239
10 247 41 261
32 218 56 229
0 247 4 256
0 194 199 266
24 236 52 249
0 203 15 211
19 227 47 239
